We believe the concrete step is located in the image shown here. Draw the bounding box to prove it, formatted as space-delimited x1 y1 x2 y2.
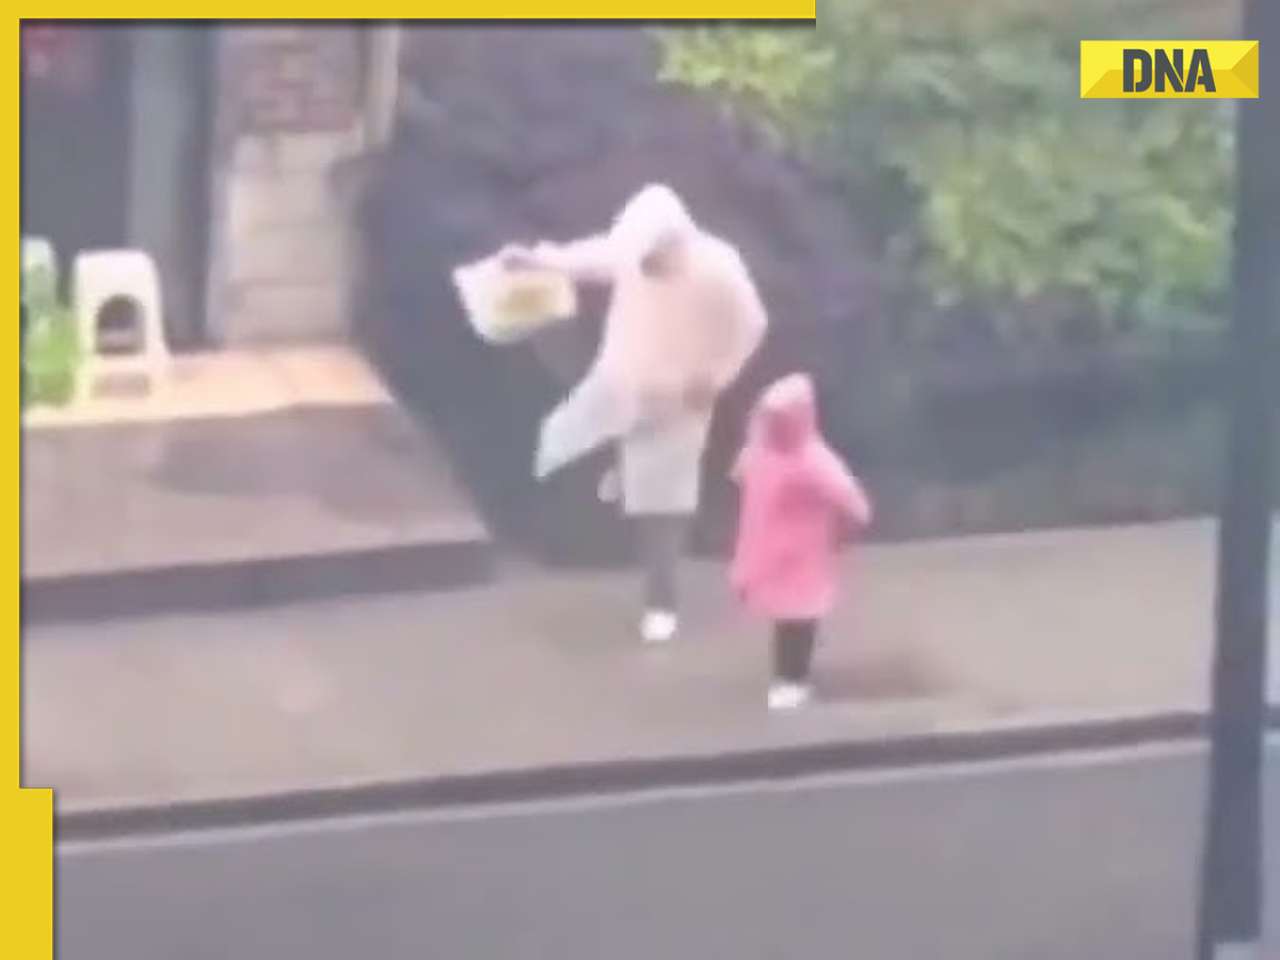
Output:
22 348 494 623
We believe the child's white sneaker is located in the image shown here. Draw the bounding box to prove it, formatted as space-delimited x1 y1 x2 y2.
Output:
767 682 812 711
640 609 678 644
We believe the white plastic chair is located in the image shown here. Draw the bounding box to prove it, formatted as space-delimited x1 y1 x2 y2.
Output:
72 249 169 400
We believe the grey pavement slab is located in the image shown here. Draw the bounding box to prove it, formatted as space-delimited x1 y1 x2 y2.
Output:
23 405 487 576
26 518 1264 814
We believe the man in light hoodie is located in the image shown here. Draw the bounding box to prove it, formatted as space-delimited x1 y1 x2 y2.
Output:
509 184 769 644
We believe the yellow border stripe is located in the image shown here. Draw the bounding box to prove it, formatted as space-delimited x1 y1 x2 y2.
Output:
20 5 815 18
9 14 54 960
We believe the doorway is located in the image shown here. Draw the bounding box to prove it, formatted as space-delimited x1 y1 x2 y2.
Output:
21 23 215 348
21 24 133 281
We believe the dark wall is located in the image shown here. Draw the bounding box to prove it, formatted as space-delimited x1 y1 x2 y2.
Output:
22 25 134 289
22 24 214 347
128 26 215 348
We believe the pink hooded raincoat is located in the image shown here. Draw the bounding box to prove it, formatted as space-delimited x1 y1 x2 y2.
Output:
730 373 872 621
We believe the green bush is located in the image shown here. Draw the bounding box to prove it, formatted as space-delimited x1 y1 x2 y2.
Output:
656 0 1234 343
21 264 80 409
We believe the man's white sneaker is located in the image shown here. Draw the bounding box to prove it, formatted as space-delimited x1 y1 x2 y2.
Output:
767 682 812 711
640 609 678 644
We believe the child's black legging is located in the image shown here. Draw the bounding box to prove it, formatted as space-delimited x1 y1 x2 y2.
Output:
773 619 818 683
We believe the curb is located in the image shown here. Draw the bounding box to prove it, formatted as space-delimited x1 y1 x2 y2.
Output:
23 538 495 625
55 705 1280 844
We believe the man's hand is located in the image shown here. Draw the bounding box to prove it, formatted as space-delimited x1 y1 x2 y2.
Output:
632 377 716 427
596 467 621 505
497 244 541 271
682 376 718 413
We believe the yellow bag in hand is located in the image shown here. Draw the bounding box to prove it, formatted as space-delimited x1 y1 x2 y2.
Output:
452 255 576 345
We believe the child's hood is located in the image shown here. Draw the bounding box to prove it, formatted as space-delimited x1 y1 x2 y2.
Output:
752 372 819 452
736 372 873 530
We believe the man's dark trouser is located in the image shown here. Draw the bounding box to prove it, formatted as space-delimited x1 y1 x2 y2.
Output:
635 514 690 612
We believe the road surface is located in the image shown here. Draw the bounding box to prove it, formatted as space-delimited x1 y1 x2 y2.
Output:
57 739 1278 960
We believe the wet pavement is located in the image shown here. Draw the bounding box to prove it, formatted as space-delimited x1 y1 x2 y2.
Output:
27 518 1263 813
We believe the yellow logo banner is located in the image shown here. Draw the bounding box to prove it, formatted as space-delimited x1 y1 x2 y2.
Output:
1080 41 1259 99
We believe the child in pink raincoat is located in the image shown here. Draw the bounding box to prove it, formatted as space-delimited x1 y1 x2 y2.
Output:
730 373 873 710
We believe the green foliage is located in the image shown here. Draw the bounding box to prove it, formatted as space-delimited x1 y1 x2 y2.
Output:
655 0 1234 342
21 264 80 409
656 30 836 144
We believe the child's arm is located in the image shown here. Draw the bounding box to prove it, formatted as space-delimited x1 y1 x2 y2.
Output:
843 473 874 529
814 447 873 529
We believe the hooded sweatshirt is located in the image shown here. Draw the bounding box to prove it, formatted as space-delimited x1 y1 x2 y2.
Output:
730 373 872 621
533 184 769 494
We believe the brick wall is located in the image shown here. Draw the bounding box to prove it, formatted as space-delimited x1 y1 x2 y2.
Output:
208 25 368 344
233 26 361 134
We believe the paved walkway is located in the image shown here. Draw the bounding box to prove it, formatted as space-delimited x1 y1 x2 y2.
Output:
23 519 1278 813
23 406 487 580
